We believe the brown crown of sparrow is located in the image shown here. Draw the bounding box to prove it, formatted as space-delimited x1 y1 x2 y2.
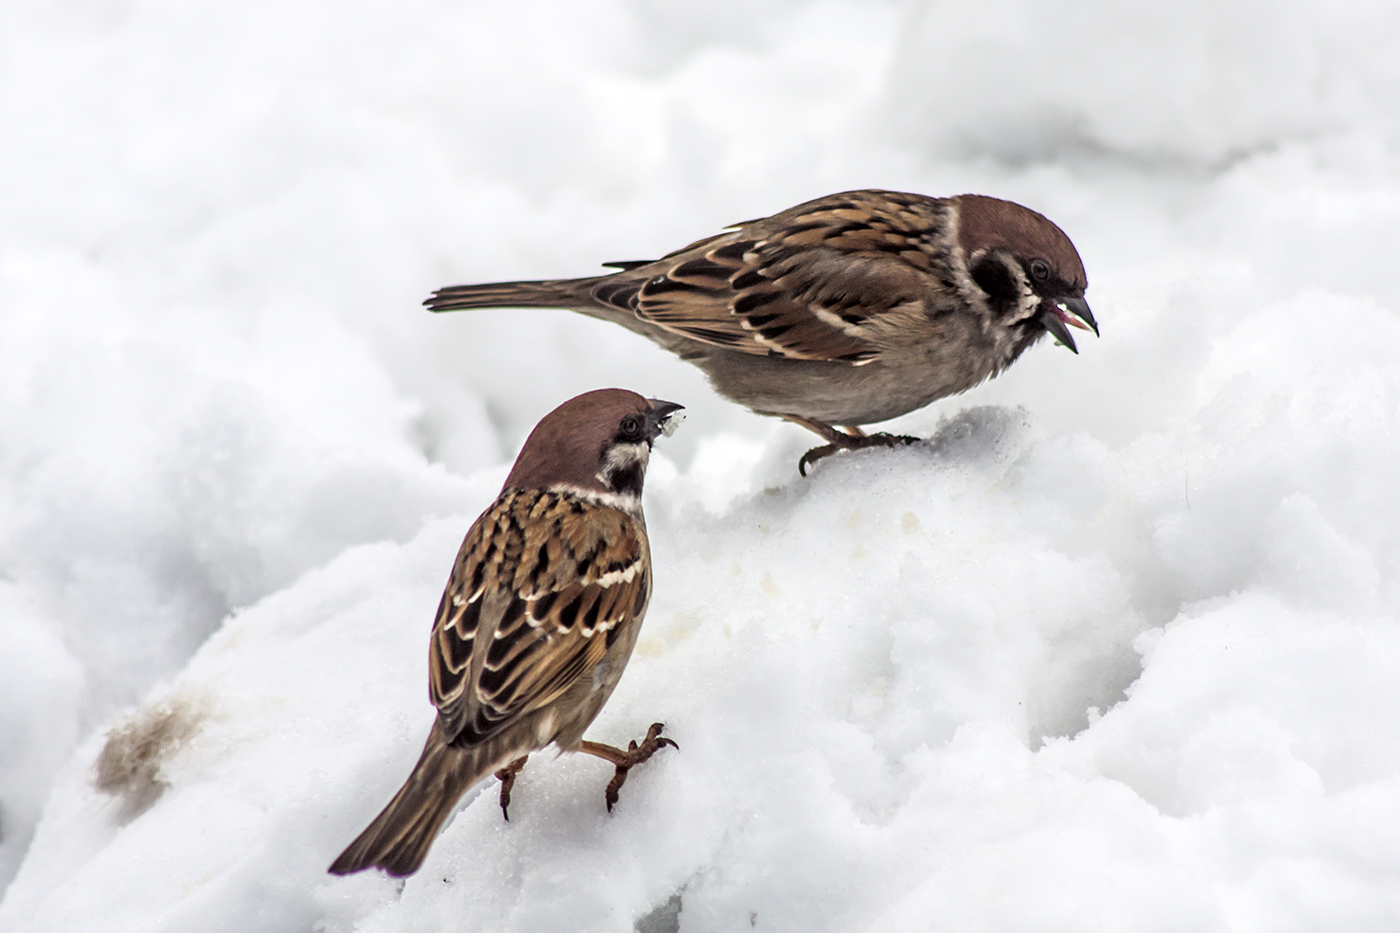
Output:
427 189 1094 473
329 389 684 877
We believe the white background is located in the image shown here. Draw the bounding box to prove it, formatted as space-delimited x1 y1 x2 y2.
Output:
3 1 1400 930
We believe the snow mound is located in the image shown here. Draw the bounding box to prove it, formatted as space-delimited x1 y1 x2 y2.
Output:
888 0 1400 164
5 0 1400 930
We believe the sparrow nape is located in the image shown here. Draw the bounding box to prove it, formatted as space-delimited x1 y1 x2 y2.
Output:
329 389 684 878
427 190 1095 474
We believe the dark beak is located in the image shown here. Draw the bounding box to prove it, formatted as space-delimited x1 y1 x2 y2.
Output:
646 398 685 439
1041 295 1098 353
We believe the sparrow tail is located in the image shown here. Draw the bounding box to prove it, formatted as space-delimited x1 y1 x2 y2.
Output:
328 722 514 877
424 278 604 314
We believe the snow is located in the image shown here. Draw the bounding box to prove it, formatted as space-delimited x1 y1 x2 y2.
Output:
3 0 1400 930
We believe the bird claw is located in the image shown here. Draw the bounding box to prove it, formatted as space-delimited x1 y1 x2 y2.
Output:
579 723 678 813
868 432 922 448
494 755 529 822
605 725 679 813
798 444 840 476
797 432 922 476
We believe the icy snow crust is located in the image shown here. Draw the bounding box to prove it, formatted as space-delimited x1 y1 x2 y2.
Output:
4 0 1400 930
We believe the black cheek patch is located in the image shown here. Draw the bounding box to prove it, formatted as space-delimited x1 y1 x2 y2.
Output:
606 463 645 497
970 254 1018 311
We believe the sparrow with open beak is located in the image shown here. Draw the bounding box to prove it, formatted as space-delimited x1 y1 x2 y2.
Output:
330 389 684 878
427 190 1095 473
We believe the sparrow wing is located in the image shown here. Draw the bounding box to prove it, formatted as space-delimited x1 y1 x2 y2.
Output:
428 489 650 747
589 190 949 364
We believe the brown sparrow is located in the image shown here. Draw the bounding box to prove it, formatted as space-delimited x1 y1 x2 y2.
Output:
329 389 684 877
426 189 1095 473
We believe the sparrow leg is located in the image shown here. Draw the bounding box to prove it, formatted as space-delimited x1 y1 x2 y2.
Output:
494 755 529 821
577 723 678 812
784 416 921 476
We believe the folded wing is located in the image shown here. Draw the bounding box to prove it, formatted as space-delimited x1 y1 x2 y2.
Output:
429 489 650 746
591 190 951 365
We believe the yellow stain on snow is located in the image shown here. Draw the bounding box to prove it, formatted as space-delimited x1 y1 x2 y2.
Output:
760 572 781 597
634 609 704 658
181 873 215 898
901 511 921 533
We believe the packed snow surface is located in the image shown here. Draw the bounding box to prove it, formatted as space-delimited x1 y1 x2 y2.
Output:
4 1 1400 930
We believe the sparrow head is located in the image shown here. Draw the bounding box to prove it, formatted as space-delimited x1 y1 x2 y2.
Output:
955 194 1097 353
504 389 684 507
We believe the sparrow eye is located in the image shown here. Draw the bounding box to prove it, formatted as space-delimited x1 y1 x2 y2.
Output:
618 414 645 441
1028 258 1051 282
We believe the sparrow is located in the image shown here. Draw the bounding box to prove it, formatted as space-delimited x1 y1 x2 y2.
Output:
426 189 1095 474
329 389 685 878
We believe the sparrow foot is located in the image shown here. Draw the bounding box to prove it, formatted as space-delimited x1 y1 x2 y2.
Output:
792 434 919 478
578 723 678 812
494 755 529 821
784 415 920 475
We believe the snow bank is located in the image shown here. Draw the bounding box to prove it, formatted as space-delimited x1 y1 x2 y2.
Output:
4 0 1400 930
888 0 1400 164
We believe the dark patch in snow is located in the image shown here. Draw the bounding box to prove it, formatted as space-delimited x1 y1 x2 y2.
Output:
93 698 205 820
635 892 682 933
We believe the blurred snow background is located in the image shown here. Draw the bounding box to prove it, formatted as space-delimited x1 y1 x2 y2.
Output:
3 0 1400 930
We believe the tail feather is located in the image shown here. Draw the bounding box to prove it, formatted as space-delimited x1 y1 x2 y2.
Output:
424 278 603 314
329 723 513 877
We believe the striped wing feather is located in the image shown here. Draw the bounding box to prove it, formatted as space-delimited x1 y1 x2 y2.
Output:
428 489 649 746
592 190 949 364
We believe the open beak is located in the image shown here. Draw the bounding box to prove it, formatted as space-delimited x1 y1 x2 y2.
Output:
1041 296 1098 354
646 399 685 439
